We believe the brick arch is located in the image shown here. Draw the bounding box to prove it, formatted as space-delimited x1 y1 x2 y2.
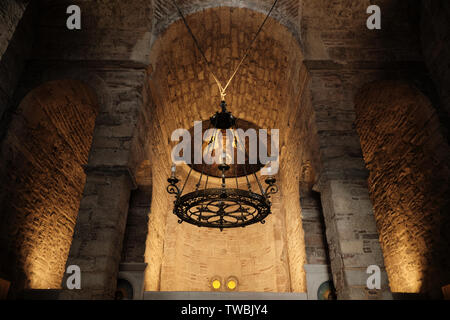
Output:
354 80 450 297
151 0 303 47
11 68 111 116
148 6 305 148
144 6 310 293
0 79 100 293
1 68 111 149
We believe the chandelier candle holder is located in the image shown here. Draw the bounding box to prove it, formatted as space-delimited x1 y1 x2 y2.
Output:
167 101 279 231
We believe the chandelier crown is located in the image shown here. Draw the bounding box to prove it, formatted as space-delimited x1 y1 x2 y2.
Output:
210 101 236 130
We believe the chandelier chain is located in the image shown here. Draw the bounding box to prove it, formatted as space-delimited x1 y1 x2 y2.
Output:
171 0 279 101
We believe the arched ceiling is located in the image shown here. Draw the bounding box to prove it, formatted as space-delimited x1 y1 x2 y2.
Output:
152 0 302 44
144 7 310 292
0 80 99 289
148 6 306 166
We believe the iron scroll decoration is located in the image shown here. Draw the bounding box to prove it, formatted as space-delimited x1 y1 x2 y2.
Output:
167 101 279 231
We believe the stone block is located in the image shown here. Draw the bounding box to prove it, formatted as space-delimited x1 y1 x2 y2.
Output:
88 148 130 167
340 240 364 255
343 267 390 290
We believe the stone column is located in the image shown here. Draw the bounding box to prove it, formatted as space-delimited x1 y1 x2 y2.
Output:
301 186 334 300
59 170 133 300
306 64 392 299
301 187 329 266
59 67 149 299
318 178 391 299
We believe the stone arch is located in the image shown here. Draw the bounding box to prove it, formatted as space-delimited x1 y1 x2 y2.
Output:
144 6 312 293
0 79 101 294
1 67 112 147
354 80 450 297
151 1 303 49
12 67 112 115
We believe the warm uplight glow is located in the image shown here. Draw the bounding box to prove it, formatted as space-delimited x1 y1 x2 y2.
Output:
212 279 221 290
144 6 308 293
3 80 98 290
24 231 71 289
384 226 425 293
354 81 449 295
227 280 237 290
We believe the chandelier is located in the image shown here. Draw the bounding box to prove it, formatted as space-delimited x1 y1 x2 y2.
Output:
166 101 278 231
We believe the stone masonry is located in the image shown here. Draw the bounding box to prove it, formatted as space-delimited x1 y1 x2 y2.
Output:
0 0 448 300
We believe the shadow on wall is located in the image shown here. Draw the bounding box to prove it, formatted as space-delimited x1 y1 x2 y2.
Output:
0 80 99 297
354 80 450 298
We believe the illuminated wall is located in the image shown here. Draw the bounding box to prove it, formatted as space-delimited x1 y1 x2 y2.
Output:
158 167 290 292
355 81 450 295
0 80 98 290
143 6 309 292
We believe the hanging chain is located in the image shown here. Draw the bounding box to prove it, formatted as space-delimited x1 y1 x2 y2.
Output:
171 0 279 101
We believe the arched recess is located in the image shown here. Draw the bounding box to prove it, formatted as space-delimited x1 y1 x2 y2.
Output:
144 6 313 293
0 79 100 291
354 80 450 296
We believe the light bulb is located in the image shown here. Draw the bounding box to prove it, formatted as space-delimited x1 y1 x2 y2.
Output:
221 152 227 164
227 280 236 290
212 279 221 290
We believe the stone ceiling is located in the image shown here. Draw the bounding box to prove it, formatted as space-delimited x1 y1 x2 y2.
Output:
152 0 302 43
147 6 305 167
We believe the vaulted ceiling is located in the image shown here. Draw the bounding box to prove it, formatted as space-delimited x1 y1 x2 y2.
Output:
147 6 306 167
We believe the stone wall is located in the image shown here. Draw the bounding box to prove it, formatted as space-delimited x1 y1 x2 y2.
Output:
122 160 152 264
420 1 450 133
0 1 35 124
0 0 28 60
355 80 450 297
301 0 422 63
144 6 310 293
0 0 448 300
300 188 329 265
159 169 290 292
59 66 151 299
121 187 151 263
36 0 153 63
305 66 394 299
61 173 132 299
0 80 98 293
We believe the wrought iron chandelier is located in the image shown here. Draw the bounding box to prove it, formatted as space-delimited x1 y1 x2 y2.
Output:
167 101 278 231
167 0 280 230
